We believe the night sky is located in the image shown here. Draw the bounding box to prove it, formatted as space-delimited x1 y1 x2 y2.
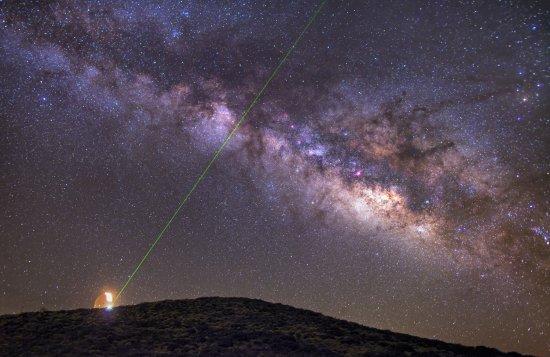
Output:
1 1 549 355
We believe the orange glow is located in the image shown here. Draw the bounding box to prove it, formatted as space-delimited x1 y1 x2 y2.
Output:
93 290 116 309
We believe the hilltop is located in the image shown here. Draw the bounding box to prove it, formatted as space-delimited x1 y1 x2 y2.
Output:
0 297 526 356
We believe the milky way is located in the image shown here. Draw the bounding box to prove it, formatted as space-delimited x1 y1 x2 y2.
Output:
1 1 548 355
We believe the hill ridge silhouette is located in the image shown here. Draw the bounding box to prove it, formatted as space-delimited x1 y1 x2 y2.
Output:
0 297 528 356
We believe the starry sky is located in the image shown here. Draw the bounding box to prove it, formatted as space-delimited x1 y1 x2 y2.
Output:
0 0 549 355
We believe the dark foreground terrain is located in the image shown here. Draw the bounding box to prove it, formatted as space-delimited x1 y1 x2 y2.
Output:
0 297 525 356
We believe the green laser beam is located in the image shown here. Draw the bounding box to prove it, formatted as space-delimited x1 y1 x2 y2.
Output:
115 0 327 303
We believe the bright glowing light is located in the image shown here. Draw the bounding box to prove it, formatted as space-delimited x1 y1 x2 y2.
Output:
94 290 115 309
104 291 113 309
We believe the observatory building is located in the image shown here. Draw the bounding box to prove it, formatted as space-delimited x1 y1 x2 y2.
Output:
93 291 115 309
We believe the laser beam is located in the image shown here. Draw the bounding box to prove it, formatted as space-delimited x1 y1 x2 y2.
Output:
115 0 327 303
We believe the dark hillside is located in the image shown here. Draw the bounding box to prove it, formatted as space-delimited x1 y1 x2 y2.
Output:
0 297 527 356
